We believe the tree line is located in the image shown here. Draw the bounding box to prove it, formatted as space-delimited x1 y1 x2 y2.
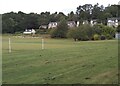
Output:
50 18 117 41
2 3 119 34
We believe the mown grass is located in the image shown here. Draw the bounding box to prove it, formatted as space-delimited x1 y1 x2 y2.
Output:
2 36 118 84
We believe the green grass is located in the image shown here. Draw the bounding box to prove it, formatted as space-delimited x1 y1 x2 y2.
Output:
2 36 118 84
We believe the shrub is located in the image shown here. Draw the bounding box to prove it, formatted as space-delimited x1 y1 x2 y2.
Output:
67 24 94 41
80 24 94 40
77 24 93 41
94 34 100 40
106 34 113 39
49 28 57 38
102 26 115 37
92 24 115 38
100 35 106 40
92 24 104 35
80 36 89 41
67 28 78 41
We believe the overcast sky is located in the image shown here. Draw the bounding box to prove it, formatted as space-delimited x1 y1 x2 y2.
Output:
0 0 120 15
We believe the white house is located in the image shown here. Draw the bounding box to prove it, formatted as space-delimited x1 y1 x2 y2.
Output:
90 19 98 26
82 20 89 25
67 21 80 28
23 29 36 35
76 21 80 27
48 21 79 29
39 25 48 29
48 22 58 29
107 18 120 27
67 21 76 28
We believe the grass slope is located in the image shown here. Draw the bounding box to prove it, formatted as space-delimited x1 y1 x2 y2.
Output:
2 36 118 84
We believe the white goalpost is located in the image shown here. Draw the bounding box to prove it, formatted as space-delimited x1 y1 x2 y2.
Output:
42 38 44 49
9 38 11 53
8 37 44 52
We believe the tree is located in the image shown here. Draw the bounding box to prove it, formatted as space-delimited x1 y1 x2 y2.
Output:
92 24 104 35
76 24 93 40
49 12 58 22
24 13 39 29
38 11 51 25
56 12 67 21
2 12 17 33
76 4 93 23
67 24 92 41
67 11 77 21
2 4 119 34
2 11 40 33
92 3 105 23
101 26 115 37
50 17 68 38
105 5 118 17
67 28 78 41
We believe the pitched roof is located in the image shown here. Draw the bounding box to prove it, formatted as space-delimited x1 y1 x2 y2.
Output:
107 17 120 20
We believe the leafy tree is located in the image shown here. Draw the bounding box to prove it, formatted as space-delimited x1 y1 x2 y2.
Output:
2 15 17 33
49 28 57 38
24 13 39 29
77 27 89 41
2 11 40 33
92 3 103 19
92 24 104 35
104 5 118 17
76 4 93 23
56 12 67 21
38 11 50 25
67 28 78 41
67 11 77 21
67 24 92 41
106 34 113 39
50 17 68 38
82 24 94 40
49 12 58 22
2 4 119 34
101 26 115 37
77 24 93 40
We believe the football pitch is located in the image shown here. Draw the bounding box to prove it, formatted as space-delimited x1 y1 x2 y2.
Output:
2 36 118 84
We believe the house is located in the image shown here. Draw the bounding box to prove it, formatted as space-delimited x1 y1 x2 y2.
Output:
67 21 80 28
23 29 36 35
48 22 58 29
90 19 98 26
76 21 80 27
39 25 48 29
67 21 76 28
48 21 79 29
82 20 89 25
107 17 120 27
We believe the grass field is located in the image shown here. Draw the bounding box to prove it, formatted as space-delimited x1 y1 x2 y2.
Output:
2 36 118 84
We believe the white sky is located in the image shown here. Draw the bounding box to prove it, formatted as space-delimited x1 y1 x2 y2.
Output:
0 0 120 15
